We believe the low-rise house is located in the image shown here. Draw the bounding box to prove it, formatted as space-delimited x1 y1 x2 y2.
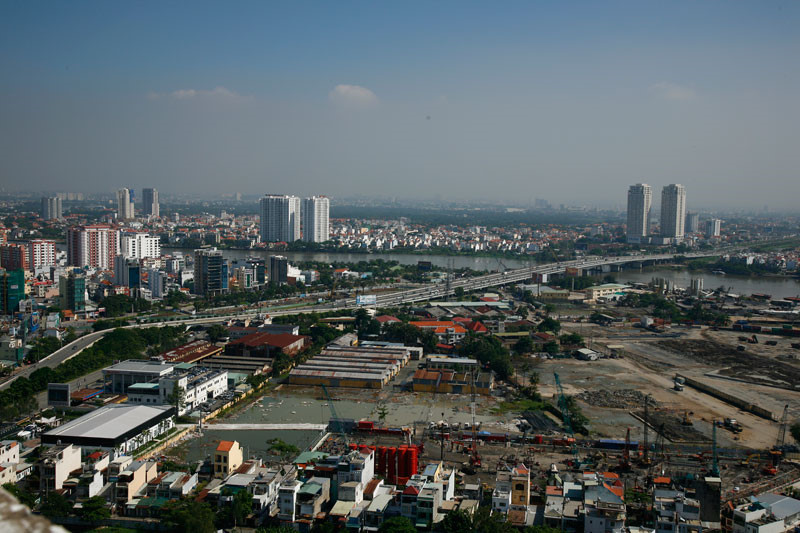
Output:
39 443 81 493
214 440 243 478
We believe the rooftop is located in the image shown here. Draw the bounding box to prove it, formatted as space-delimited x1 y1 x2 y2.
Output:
43 404 173 441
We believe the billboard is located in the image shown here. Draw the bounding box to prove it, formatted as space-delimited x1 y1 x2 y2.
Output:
356 295 377 306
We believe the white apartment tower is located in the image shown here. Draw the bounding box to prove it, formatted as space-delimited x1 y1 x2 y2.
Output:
661 184 687 241
626 183 652 244
142 188 159 217
120 232 161 259
41 197 63 220
302 196 330 243
117 188 135 220
260 195 301 243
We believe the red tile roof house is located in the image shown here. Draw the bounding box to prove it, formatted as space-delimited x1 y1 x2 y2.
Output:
225 332 309 358
374 315 401 325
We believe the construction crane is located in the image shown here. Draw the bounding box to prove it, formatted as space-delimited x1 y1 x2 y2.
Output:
553 373 579 464
620 427 632 471
321 385 348 444
776 404 789 448
469 372 481 469
642 398 650 466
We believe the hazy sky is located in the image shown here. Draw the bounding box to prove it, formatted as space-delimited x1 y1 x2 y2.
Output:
1 1 798 209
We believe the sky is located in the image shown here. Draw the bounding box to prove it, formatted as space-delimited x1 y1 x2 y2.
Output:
1 1 798 210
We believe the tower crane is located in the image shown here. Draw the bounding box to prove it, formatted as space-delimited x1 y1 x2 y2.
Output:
321 385 348 445
776 404 789 448
554 373 579 464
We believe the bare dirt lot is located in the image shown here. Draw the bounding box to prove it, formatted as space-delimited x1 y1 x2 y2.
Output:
656 338 800 390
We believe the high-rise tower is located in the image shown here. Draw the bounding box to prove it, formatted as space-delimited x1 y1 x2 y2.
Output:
626 184 652 244
661 184 687 241
142 188 159 217
259 195 301 243
302 196 330 243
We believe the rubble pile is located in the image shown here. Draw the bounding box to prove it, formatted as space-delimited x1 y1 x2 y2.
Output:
576 389 659 409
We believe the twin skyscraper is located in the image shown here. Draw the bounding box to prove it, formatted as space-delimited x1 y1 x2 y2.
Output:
259 194 330 243
626 183 686 244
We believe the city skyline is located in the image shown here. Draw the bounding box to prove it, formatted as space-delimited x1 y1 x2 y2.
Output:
1 2 798 209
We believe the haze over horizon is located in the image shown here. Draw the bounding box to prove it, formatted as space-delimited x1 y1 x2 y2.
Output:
1 1 798 210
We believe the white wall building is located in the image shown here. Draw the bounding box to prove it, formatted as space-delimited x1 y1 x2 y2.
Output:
41 197 62 220
302 196 330 243
117 188 135 220
260 194 301 243
661 184 687 242
626 183 652 244
706 218 722 238
121 232 161 260
27 239 56 269
126 367 228 416
39 443 82 492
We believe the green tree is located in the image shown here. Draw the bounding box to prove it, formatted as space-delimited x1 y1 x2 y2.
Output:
162 500 216 533
537 317 561 334
454 287 465 299
440 509 473 533
559 333 584 347
79 496 111 522
376 403 389 424
2 483 37 508
167 384 186 414
524 526 563 533
207 324 229 342
40 491 73 518
514 335 534 354
791 422 800 444
378 516 417 533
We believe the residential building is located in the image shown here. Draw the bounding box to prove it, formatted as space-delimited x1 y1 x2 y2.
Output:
302 196 330 243
114 460 159 504
278 479 303 523
142 188 159 217
121 232 161 259
39 443 82 493
626 184 652 244
409 320 467 344
269 255 288 285
0 243 28 271
66 224 119 269
661 184 687 242
28 239 56 269
148 268 166 298
0 269 25 316
235 266 254 289
114 255 141 288
706 218 722 238
41 196 63 220
685 212 700 233
732 493 800 533
214 440 244 478
117 188 135 220
193 248 228 296
260 194 301 242
59 272 86 313
0 441 19 464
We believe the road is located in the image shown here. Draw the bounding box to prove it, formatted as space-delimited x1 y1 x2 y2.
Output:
1 251 717 391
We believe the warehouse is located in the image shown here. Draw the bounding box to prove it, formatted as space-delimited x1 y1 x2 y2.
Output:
287 344 413 389
41 404 174 455
412 369 494 395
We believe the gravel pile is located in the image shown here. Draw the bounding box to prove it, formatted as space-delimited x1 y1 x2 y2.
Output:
576 389 659 409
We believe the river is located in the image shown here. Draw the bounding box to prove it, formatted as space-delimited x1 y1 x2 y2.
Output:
163 247 532 271
614 267 800 300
